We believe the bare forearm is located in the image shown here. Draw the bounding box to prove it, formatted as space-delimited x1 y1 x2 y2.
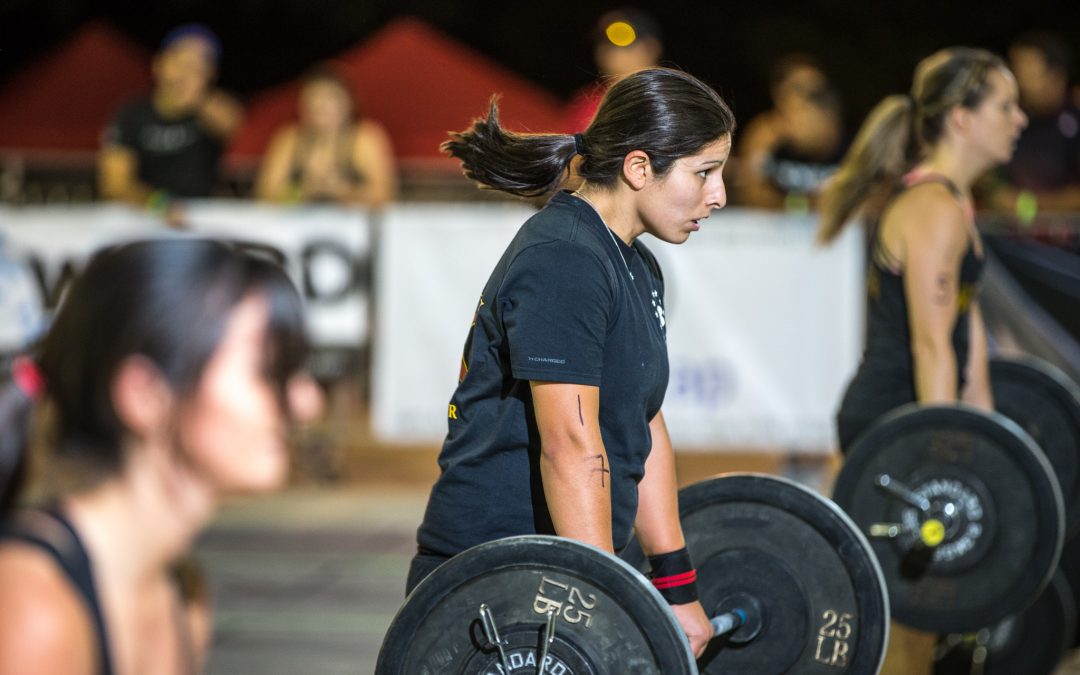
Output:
635 412 685 556
98 148 156 206
913 343 959 404
540 444 613 553
961 305 993 410
961 372 993 409
197 90 242 140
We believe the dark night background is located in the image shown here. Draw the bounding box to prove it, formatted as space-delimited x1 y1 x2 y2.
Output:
1 0 1078 130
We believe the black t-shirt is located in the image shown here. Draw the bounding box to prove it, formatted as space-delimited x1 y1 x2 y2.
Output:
103 98 224 198
764 140 844 196
416 191 670 556
1004 104 1080 191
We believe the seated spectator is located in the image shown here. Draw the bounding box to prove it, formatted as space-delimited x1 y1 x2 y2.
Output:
563 8 663 132
254 66 396 208
984 30 1080 216
734 54 846 210
98 24 242 210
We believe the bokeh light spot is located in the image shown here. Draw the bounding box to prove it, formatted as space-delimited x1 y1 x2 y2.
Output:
605 21 637 47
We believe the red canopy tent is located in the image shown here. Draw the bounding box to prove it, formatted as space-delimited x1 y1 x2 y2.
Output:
0 17 565 173
0 21 152 153
228 17 566 165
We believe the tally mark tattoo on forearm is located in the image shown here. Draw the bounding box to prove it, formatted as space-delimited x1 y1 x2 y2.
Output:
589 454 610 488
578 395 584 426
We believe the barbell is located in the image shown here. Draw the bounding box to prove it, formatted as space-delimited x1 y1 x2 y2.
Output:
832 355 1079 635
377 474 889 674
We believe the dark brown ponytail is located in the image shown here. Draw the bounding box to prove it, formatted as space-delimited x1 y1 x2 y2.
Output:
444 68 736 198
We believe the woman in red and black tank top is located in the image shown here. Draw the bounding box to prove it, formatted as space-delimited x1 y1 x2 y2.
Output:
817 48 1028 675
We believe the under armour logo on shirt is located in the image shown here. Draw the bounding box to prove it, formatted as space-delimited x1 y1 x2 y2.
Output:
650 289 665 330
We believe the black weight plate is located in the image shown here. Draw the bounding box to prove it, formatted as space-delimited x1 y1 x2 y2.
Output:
1062 532 1080 648
991 356 1080 537
633 473 888 674
375 535 695 675
934 570 1077 675
833 404 1065 634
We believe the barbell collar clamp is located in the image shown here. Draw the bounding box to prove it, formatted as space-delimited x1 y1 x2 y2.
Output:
535 609 557 675
479 603 513 672
875 474 931 512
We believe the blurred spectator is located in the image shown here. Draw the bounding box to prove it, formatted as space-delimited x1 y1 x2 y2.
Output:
98 24 241 211
985 30 1080 216
254 66 396 208
563 8 663 132
734 54 845 210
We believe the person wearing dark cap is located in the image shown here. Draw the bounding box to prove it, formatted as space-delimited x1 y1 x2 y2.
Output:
563 8 663 132
98 24 242 217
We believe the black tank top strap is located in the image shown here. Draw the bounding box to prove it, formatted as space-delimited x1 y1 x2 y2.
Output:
288 127 367 191
337 124 366 185
902 170 963 200
0 509 115 675
287 129 313 187
899 168 975 225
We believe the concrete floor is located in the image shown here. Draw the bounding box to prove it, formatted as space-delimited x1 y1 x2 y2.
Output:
198 487 423 674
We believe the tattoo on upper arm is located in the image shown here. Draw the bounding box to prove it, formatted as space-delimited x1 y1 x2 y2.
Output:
589 454 610 488
934 273 953 306
577 395 584 426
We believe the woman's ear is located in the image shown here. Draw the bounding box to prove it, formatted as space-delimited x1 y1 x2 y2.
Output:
111 356 174 440
287 373 325 424
621 150 653 190
947 104 972 135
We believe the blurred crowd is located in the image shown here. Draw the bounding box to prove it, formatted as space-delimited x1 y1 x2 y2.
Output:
7 13 1080 222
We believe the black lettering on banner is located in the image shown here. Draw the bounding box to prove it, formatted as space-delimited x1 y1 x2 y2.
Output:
27 254 80 309
300 240 361 303
230 240 288 267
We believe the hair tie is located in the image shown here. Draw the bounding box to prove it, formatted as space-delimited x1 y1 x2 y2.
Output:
573 133 587 156
11 356 45 401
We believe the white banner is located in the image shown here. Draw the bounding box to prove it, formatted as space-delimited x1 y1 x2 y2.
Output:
650 210 864 451
0 201 372 351
371 206 864 452
370 202 538 441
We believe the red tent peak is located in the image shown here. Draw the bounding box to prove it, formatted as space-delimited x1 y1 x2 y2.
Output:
0 20 153 152
230 16 564 161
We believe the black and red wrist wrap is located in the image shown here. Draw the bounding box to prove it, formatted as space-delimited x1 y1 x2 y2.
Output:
647 547 699 605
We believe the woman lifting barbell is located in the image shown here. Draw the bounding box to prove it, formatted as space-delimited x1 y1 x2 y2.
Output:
406 67 736 659
818 47 1029 675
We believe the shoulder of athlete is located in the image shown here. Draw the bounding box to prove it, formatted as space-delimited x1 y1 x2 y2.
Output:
884 183 969 263
0 544 96 674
